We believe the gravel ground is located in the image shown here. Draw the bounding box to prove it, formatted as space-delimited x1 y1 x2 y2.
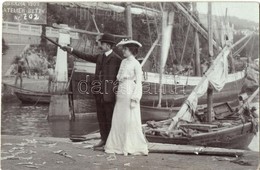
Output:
1 135 259 170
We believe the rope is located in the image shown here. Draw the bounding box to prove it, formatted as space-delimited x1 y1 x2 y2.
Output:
232 35 252 57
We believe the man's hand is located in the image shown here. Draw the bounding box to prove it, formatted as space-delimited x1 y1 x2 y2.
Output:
61 46 73 53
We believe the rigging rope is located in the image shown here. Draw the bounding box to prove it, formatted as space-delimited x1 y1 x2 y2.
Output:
232 35 253 57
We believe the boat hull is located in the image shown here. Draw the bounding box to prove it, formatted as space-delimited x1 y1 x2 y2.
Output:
14 91 50 104
146 122 255 149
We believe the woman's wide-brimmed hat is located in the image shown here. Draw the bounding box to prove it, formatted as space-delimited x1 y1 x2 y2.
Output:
116 39 142 47
98 33 116 44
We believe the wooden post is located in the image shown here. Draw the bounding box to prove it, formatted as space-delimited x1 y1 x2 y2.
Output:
192 3 201 76
48 24 71 120
125 2 133 39
207 2 213 123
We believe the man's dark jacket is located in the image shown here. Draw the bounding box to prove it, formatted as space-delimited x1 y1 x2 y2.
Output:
72 50 122 102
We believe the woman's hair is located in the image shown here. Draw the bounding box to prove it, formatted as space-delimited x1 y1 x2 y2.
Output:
124 44 139 56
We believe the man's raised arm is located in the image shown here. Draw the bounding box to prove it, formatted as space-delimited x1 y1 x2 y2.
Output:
61 46 97 63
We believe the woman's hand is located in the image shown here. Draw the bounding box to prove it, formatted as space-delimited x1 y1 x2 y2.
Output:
130 99 138 109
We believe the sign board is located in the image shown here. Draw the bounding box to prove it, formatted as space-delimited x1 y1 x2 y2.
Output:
3 2 47 24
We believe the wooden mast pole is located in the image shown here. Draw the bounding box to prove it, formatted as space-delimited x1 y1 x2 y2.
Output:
125 2 133 39
192 2 201 76
207 2 213 123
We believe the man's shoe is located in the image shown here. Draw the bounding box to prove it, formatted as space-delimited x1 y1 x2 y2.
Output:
94 140 105 148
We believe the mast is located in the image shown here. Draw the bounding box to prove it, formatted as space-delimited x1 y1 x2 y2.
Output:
158 10 174 107
192 2 201 76
125 2 133 39
207 2 213 123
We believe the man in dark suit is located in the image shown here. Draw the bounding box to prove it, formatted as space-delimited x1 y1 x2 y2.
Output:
62 34 122 147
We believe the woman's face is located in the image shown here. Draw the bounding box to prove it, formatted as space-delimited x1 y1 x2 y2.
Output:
122 46 131 58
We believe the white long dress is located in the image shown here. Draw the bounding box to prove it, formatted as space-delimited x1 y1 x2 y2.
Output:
104 55 148 156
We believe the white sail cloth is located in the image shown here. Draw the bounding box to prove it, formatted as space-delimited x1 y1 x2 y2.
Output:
172 47 230 123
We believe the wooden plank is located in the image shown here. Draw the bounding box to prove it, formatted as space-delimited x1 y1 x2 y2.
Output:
179 123 218 131
148 143 245 157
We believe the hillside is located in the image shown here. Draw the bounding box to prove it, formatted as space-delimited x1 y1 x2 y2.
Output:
198 14 259 30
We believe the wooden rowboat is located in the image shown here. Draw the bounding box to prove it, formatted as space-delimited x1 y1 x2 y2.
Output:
2 83 51 104
145 121 255 149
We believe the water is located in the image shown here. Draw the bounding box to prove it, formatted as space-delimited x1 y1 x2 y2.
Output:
1 99 259 152
1 100 99 138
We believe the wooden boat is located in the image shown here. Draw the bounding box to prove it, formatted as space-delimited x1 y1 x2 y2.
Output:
145 121 256 149
14 89 50 104
144 88 259 149
57 3 250 120
2 83 51 104
37 2 253 121
143 2 259 148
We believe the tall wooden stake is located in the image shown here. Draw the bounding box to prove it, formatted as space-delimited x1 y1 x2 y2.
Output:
125 2 133 39
48 24 71 120
192 3 201 76
207 3 213 123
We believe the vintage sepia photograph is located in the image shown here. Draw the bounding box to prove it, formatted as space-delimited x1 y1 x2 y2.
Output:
1 1 259 169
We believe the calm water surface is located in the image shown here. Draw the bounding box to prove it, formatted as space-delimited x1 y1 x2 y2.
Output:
1 100 99 138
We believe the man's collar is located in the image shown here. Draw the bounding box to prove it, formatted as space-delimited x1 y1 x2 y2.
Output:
104 49 113 56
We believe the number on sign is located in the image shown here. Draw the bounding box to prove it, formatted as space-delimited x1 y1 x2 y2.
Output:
23 14 27 20
23 14 40 20
34 14 39 20
29 14 33 19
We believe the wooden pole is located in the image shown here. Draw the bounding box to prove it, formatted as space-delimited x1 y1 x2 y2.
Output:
174 3 221 51
192 3 201 76
140 36 160 67
48 24 71 120
125 2 133 39
207 2 213 123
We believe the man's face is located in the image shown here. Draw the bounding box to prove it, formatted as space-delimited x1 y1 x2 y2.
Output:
99 42 110 52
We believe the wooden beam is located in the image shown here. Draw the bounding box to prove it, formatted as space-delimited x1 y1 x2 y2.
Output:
49 2 159 17
125 2 133 39
148 143 245 157
140 36 160 67
192 2 201 76
174 3 221 51
52 23 130 38
207 2 213 123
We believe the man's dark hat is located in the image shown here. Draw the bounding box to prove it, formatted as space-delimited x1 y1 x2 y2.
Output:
98 33 116 44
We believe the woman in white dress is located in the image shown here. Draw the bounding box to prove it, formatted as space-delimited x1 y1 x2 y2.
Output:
104 39 148 156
